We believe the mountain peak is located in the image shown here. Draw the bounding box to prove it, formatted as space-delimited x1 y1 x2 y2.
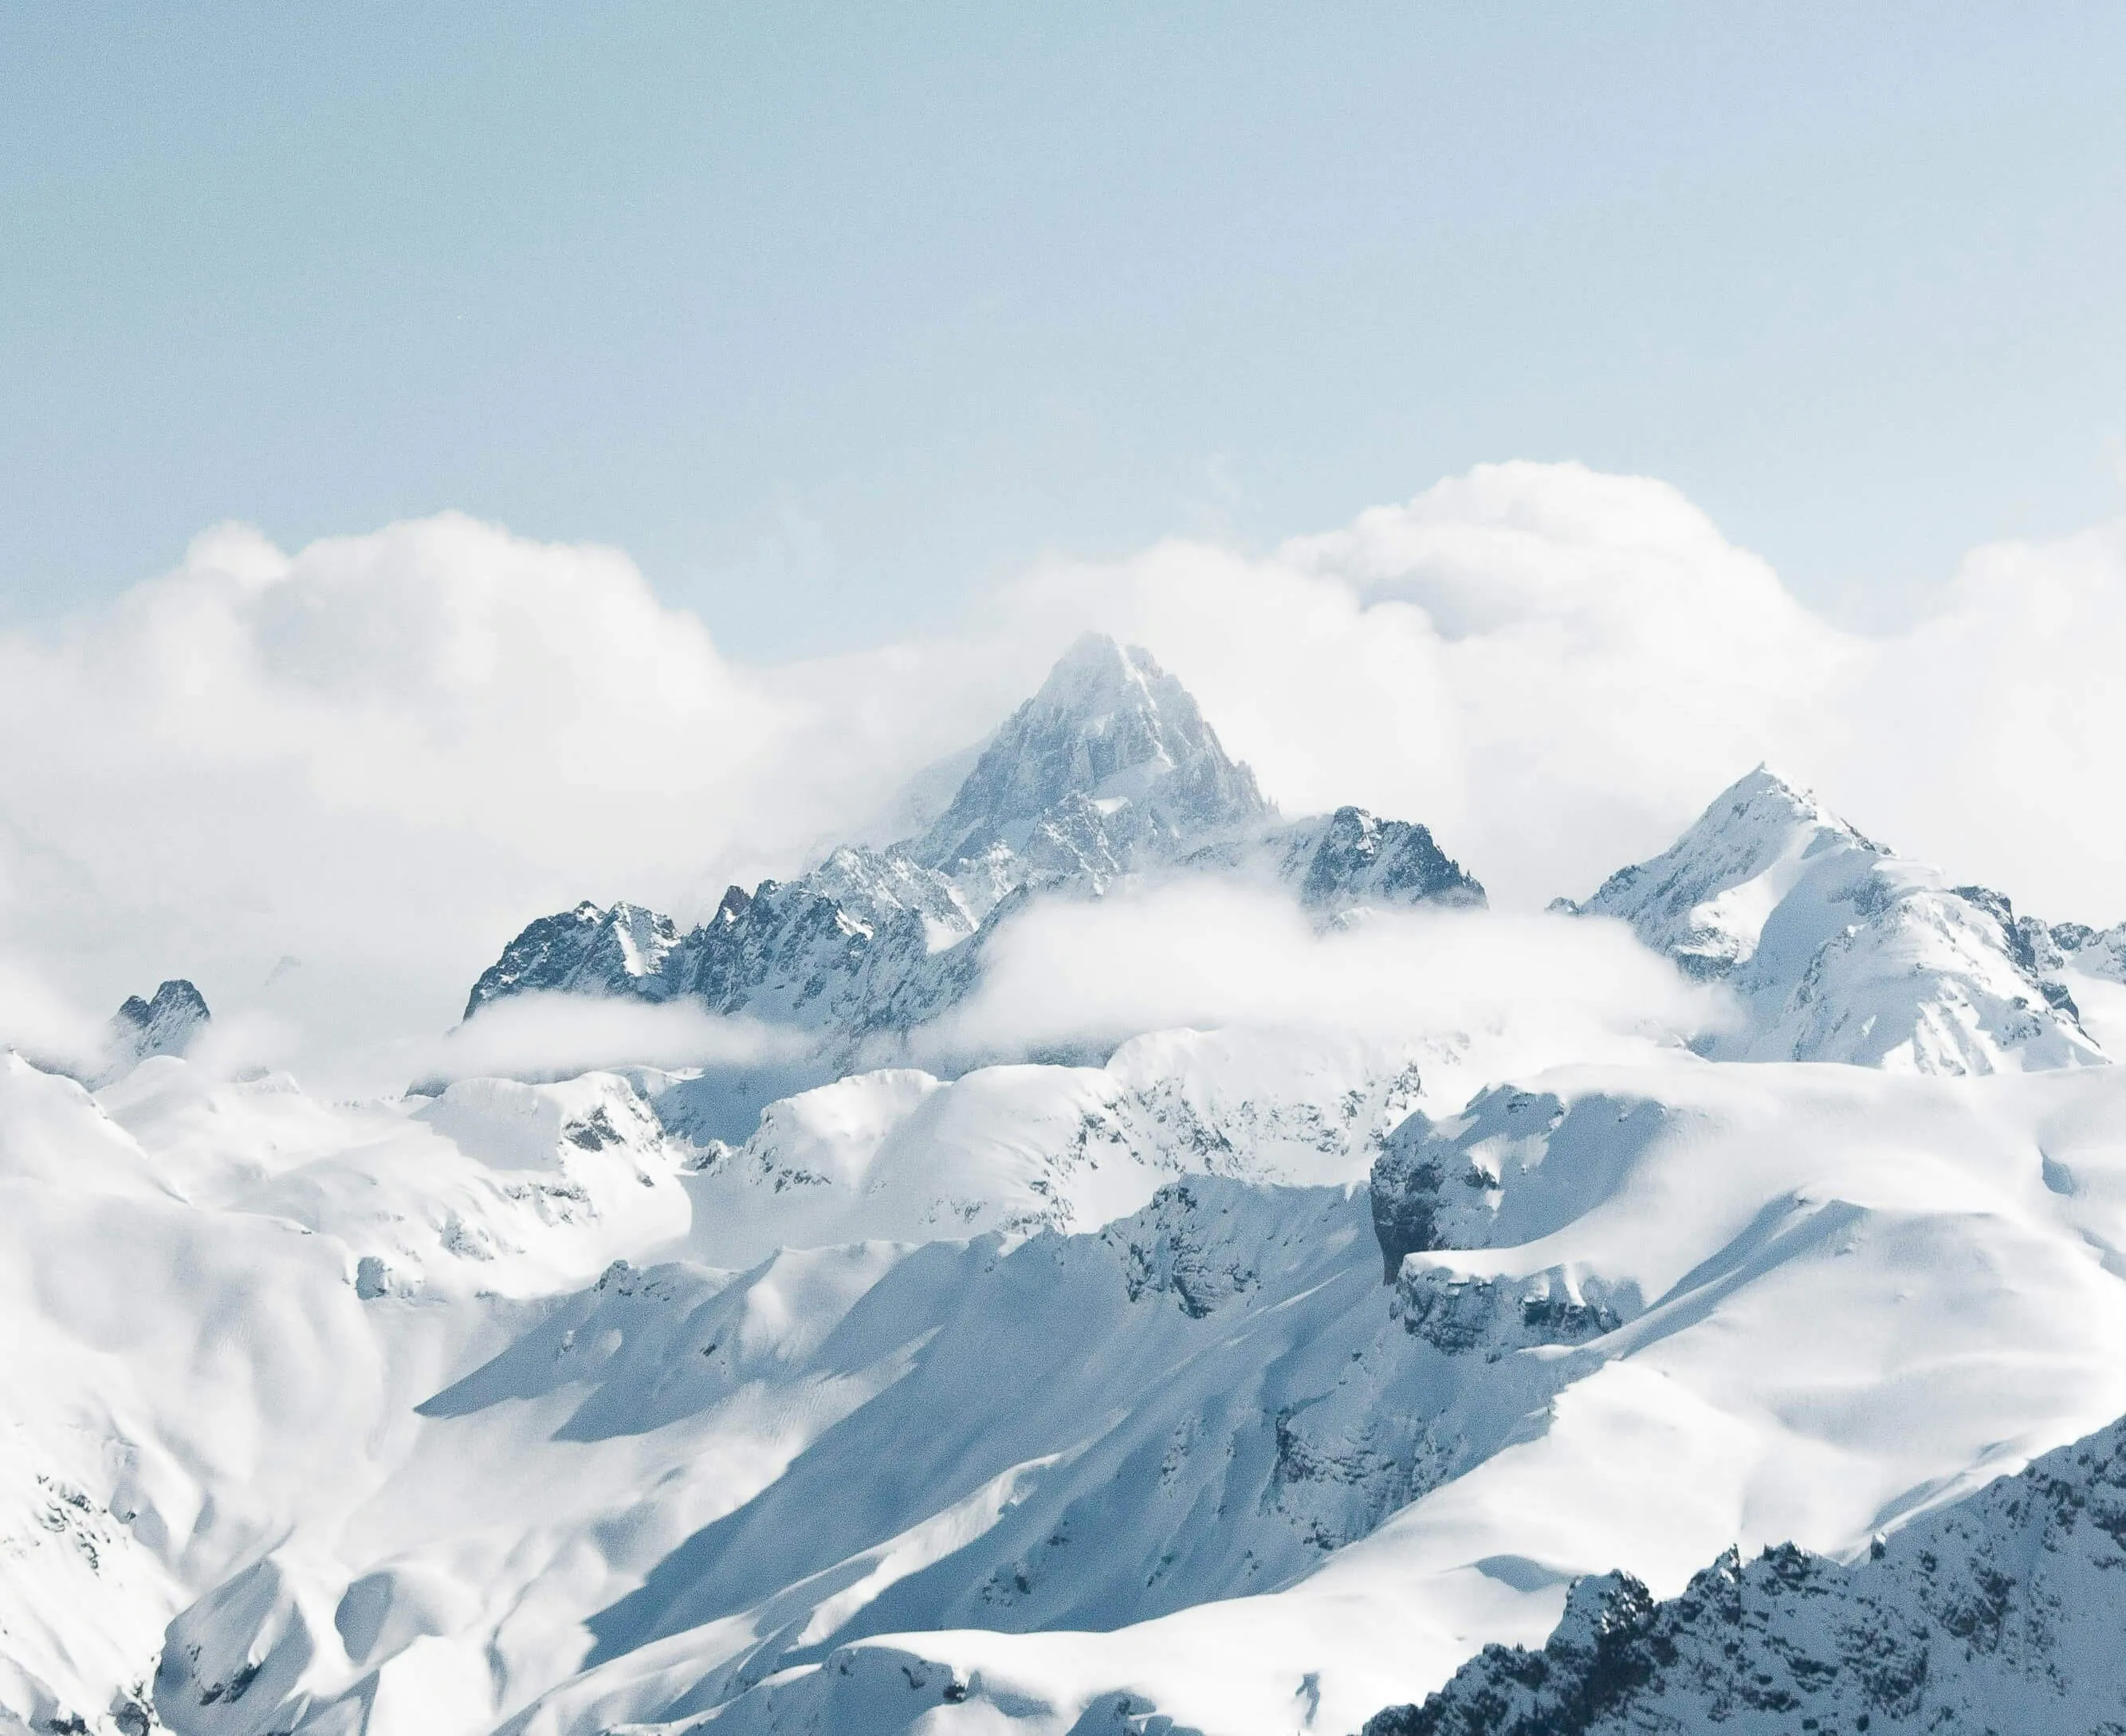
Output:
908 634 1270 874
1029 630 1153 717
115 979 210 1049
1700 764 1863 846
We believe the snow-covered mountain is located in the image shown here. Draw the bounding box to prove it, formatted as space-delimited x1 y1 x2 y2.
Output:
460 635 1483 1070
18 641 2126 1736
1562 766 2106 1074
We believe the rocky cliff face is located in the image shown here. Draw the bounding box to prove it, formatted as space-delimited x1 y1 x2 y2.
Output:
1279 806 1484 916
1364 1411 2126 1736
464 901 682 1015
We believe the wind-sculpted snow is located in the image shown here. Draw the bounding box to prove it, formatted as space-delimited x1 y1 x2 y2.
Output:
1566 767 2107 1074
0 1050 713 1734
0 1014 1448 1734
1362 1412 2126 1735
97 1054 2126 1735
649 1057 2126 1736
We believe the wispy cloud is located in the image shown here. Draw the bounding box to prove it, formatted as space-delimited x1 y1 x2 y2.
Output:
403 992 808 1091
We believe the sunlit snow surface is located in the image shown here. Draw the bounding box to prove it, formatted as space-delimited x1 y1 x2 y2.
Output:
8 1031 2126 1735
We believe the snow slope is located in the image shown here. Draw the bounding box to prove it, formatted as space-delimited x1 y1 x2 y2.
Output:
29 1047 2124 1736
625 1055 2126 1736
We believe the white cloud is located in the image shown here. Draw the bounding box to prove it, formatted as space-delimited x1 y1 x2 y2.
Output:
0 514 1022 1060
1002 461 1864 908
2 462 2123 1086
917 881 1732 1081
0 957 107 1077
1835 520 2126 917
400 992 806 1092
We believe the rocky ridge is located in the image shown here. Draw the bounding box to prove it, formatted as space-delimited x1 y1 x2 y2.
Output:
1363 1411 2126 1735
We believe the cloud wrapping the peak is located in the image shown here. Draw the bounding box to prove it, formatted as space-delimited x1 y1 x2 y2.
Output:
2 460 2124 1074
1010 461 1862 905
1838 520 2126 908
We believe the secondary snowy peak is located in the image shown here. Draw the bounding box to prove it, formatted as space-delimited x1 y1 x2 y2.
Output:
1366 1411 2126 1735
1567 768 2103 1074
1568 766 1873 980
114 979 210 1059
910 632 1270 878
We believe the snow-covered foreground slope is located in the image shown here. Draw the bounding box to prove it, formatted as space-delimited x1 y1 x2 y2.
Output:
19 1036 2126 1736
0 1012 1530 1735
607 1055 2126 1736
0 1050 701 1736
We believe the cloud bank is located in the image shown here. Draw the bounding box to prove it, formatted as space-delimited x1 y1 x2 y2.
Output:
2 462 2123 1076
917 882 1732 1082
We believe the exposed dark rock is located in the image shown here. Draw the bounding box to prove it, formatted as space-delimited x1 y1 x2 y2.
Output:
1291 807 1484 913
1361 1412 2126 1735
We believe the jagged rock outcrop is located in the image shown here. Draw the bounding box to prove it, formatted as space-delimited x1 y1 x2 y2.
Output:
1562 767 2105 1074
1393 1264 1629 1355
83 978 212 1086
465 901 682 1015
1106 1179 1265 1318
1370 1086 1582 1281
1281 806 1483 915
1363 1411 2126 1735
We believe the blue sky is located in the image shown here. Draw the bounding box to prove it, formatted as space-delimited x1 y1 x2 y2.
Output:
5 2 2123 657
